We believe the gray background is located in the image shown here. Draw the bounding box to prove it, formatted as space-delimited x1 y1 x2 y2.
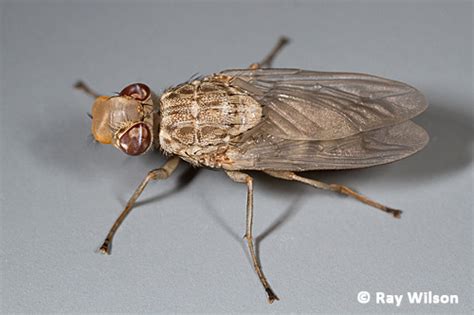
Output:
1 1 472 313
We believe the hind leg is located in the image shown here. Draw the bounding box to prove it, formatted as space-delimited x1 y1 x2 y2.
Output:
265 170 402 218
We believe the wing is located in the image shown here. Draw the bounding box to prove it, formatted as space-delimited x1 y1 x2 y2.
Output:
225 120 429 171
222 68 428 141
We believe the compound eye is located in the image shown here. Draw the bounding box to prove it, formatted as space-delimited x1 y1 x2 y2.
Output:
118 123 152 155
119 83 151 101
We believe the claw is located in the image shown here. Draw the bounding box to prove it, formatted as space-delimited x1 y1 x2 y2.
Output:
266 288 280 304
387 208 402 219
97 240 112 255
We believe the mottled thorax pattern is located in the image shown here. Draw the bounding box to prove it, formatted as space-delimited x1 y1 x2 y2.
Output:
159 75 262 167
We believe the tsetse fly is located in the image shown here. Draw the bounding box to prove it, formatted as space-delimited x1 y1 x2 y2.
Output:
76 37 428 303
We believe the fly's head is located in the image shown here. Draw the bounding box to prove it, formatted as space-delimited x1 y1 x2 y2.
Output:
91 83 160 156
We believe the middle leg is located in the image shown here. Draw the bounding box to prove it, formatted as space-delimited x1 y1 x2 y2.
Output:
248 36 290 69
226 170 279 303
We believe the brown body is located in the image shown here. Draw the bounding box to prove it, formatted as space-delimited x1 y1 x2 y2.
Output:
159 76 262 168
157 69 428 173
77 37 429 304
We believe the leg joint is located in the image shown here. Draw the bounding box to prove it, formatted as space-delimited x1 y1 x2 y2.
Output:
225 170 252 184
147 168 170 181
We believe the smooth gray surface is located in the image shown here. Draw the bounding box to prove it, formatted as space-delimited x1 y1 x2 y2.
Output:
1 1 472 313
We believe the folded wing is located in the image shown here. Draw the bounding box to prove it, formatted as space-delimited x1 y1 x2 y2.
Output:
226 120 429 171
222 68 428 141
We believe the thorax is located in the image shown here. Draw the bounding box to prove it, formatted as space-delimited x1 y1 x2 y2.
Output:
159 76 262 167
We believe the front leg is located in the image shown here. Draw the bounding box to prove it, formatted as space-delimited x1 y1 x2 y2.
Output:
226 170 279 303
99 156 180 254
